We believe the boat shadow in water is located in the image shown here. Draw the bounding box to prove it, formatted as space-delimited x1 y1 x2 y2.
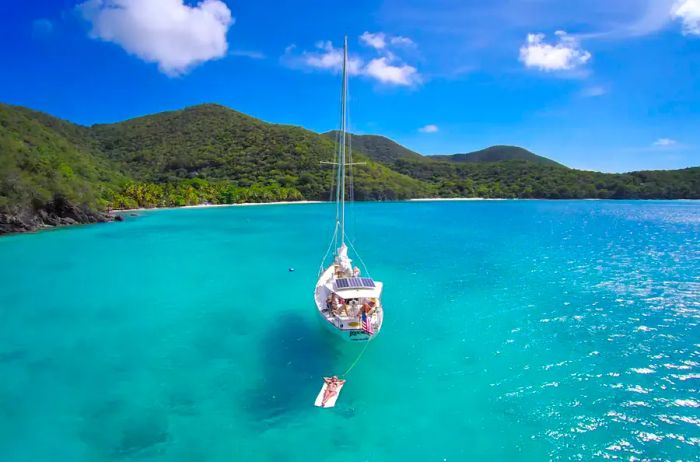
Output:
245 312 341 427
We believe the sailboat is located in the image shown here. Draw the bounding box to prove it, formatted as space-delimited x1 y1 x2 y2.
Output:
314 36 384 342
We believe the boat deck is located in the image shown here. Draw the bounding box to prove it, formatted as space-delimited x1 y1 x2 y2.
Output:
320 307 382 331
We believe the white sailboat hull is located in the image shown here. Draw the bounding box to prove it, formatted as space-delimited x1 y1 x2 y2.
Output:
314 264 383 343
313 37 384 343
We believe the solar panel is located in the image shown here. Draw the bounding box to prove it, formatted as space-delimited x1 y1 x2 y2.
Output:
360 278 376 288
334 277 376 290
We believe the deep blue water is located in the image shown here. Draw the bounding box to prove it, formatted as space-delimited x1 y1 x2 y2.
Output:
0 200 699 461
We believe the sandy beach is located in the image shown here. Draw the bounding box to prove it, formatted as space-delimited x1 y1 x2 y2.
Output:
113 200 324 214
114 198 517 214
409 197 504 202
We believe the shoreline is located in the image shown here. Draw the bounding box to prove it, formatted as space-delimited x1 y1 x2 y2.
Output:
2 197 697 237
409 197 503 202
113 200 324 214
114 197 517 214
114 196 700 214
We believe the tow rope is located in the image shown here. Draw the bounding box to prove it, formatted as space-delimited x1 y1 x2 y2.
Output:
315 339 373 408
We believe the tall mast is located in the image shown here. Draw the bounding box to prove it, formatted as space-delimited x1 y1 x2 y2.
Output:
339 35 348 246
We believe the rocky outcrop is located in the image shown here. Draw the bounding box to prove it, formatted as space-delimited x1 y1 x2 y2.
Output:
0 196 117 235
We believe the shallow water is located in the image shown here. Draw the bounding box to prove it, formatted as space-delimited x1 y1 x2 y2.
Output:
0 200 699 461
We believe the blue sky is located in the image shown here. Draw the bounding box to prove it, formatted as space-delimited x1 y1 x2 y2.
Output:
1 0 699 172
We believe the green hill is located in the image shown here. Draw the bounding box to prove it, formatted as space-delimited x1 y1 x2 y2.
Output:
388 157 699 199
0 103 432 233
432 145 564 167
0 104 126 233
321 132 698 199
324 131 424 166
1 102 698 235
325 133 564 168
90 104 431 204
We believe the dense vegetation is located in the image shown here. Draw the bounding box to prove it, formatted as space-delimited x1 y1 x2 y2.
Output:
327 131 698 199
329 132 561 168
1 102 698 233
324 130 424 166
91 104 430 204
0 105 124 213
109 180 305 209
389 157 699 199
431 145 564 167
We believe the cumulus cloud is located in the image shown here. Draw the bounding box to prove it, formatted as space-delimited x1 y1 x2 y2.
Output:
360 32 386 49
365 57 420 86
79 0 234 76
390 35 415 46
361 32 416 49
419 124 439 133
287 33 421 87
519 31 592 72
672 0 700 35
653 138 678 147
299 41 363 74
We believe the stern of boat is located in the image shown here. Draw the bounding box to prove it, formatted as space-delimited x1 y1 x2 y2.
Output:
314 266 383 342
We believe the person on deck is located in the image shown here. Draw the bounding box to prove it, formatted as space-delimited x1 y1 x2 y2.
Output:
332 295 349 317
359 300 376 318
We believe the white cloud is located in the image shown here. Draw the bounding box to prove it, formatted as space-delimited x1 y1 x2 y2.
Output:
360 32 387 49
419 124 439 133
519 31 592 72
79 0 234 76
672 0 700 35
287 34 421 87
361 32 417 49
365 57 420 86
390 35 415 46
653 138 678 146
300 41 363 74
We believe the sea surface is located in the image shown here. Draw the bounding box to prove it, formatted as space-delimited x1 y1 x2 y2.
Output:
0 200 699 461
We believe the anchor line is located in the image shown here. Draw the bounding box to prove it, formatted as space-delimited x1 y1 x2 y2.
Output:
340 340 372 379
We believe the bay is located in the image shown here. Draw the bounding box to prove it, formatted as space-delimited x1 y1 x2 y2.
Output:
0 200 698 461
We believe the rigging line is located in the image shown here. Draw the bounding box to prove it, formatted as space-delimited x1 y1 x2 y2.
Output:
335 129 342 235
341 340 372 378
333 44 346 241
327 152 338 254
319 221 339 275
346 236 372 279
328 43 345 254
347 73 357 252
339 35 349 246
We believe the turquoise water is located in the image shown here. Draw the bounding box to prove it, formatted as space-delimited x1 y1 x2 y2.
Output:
1 201 699 461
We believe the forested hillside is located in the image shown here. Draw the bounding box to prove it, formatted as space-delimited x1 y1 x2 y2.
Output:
91 104 431 207
0 105 126 233
431 145 564 167
329 131 699 199
1 102 698 234
324 131 424 166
